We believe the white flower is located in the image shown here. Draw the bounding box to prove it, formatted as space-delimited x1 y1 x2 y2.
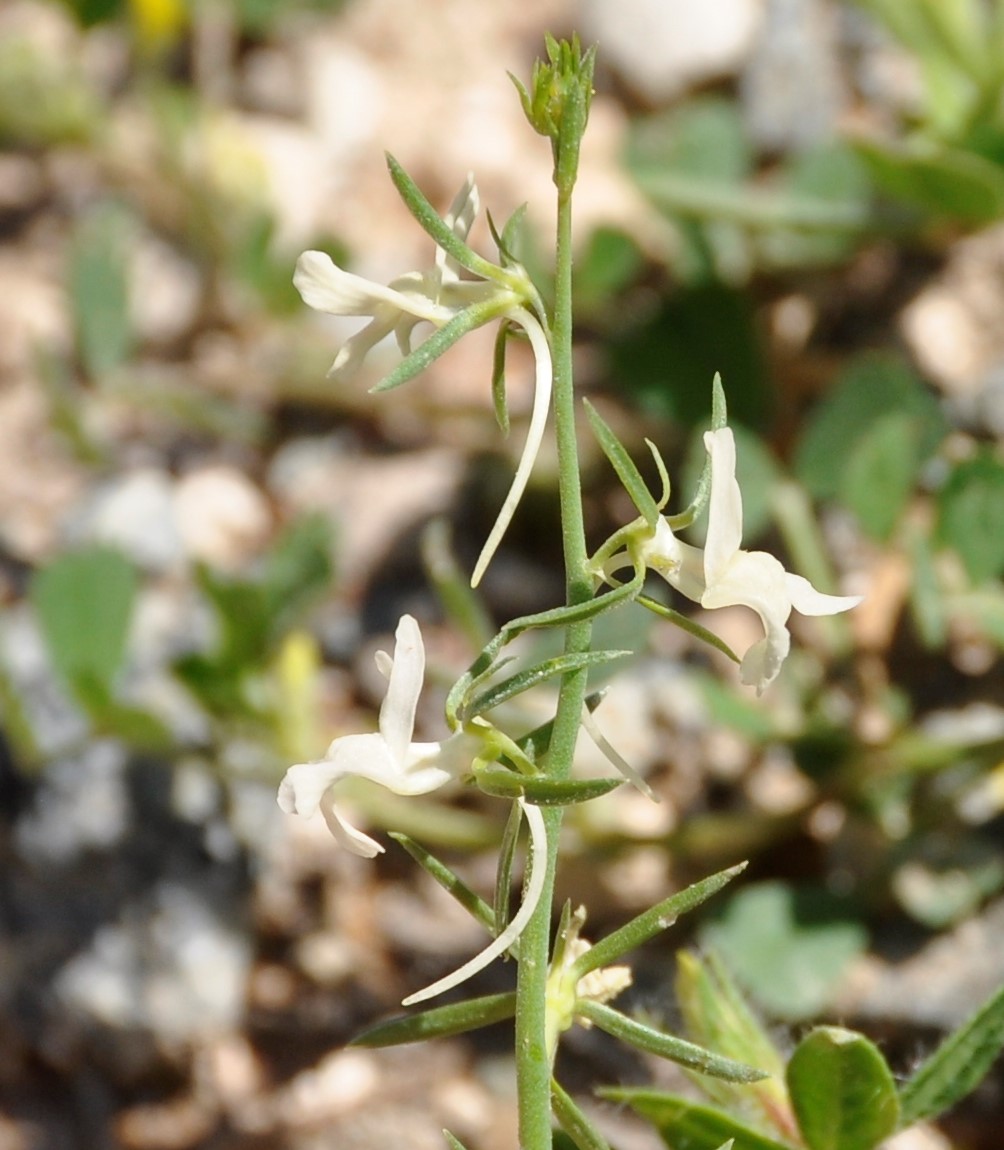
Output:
277 614 479 858
277 614 548 1006
293 176 552 588
639 427 861 694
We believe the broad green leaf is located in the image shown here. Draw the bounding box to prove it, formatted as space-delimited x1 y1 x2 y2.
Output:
475 769 623 806
69 202 133 379
569 863 747 980
584 398 660 527
31 546 137 699
604 1090 793 1150
350 991 516 1048
579 1001 765 1083
786 1027 899 1150
840 412 921 541
936 451 1004 583
700 883 868 1021
795 355 946 500
898 982 1004 1126
852 138 1004 224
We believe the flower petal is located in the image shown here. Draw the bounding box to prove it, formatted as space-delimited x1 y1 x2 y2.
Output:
436 174 480 283
701 548 793 694
319 789 384 857
402 797 547 1006
703 428 744 586
277 732 398 817
785 573 862 617
643 518 707 603
471 308 553 587
294 252 450 325
378 615 424 763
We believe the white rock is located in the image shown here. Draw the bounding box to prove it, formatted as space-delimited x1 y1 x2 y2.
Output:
74 468 184 574
129 232 202 346
173 465 272 570
581 0 763 103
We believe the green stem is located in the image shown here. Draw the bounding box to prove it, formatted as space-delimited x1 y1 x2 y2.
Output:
515 184 591 1150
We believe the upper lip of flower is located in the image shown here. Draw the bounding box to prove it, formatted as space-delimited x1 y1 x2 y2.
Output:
632 427 861 694
277 614 472 857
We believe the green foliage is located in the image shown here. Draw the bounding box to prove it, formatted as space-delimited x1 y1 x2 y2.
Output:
936 450 1004 583
840 412 922 541
898 983 1004 1127
700 883 868 1021
351 992 517 1048
786 1028 899 1150
794 355 946 501
31 545 138 701
604 1092 793 1150
174 514 333 719
0 32 98 146
69 203 134 381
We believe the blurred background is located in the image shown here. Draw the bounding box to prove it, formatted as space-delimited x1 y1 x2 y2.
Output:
1 0 1004 1146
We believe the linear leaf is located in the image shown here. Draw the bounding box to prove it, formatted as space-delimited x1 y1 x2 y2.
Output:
898 982 1004 1127
350 992 516 1048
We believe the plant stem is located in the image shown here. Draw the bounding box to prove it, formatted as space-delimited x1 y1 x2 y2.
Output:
514 184 592 1150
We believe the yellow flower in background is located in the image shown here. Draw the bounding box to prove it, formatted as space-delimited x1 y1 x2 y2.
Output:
128 0 187 51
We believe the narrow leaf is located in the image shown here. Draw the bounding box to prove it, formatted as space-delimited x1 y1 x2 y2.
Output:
464 649 630 718
786 1026 899 1150
475 769 623 805
385 153 500 281
584 398 660 528
580 1001 766 1083
350 992 516 1048
491 321 511 435
638 595 740 663
370 303 497 393
390 833 496 936
443 1132 472 1150
603 1090 793 1150
569 863 747 980
898 982 1004 1127
551 1079 613 1150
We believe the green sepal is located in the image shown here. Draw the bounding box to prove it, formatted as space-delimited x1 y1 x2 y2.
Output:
568 863 747 981
638 594 741 664
494 801 522 936
350 991 517 1048
603 1091 792 1150
370 301 501 394
666 372 728 530
464 649 630 719
475 768 623 806
787 1026 899 1150
898 981 1004 1127
389 833 497 938
551 1078 612 1150
446 578 642 726
491 320 512 435
385 153 501 282
579 1001 766 1083
501 203 530 265
584 398 660 528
